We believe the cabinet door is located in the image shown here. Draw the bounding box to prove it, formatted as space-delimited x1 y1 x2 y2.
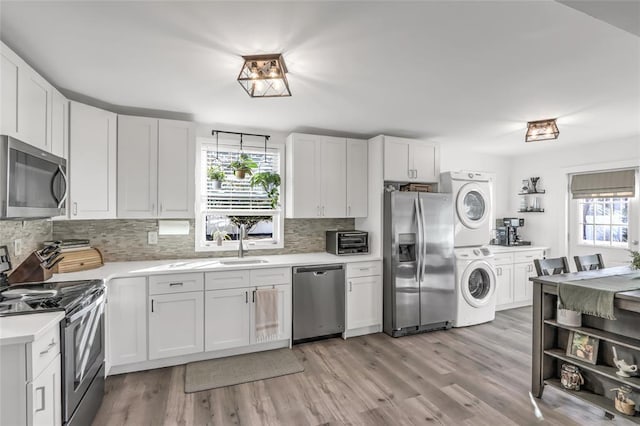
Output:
411 141 439 182
204 288 251 351
383 136 411 181
346 138 368 217
117 115 158 218
18 67 50 151
250 284 291 343
347 275 381 330
50 89 67 158
513 262 535 304
158 119 195 218
28 354 61 426
495 264 514 306
69 102 117 219
320 136 346 217
285 134 320 218
0 44 19 137
107 277 147 367
148 291 204 360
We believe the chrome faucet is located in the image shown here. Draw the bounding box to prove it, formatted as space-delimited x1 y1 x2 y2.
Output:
238 224 247 258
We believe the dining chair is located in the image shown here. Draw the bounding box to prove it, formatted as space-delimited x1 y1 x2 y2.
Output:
574 254 605 272
534 257 571 276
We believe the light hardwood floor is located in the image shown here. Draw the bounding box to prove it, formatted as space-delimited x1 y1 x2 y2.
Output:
93 308 635 425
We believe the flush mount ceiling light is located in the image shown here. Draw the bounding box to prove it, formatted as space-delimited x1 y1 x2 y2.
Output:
237 54 291 98
525 118 559 142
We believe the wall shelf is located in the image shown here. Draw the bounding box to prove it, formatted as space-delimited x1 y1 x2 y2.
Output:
518 190 546 196
518 209 545 213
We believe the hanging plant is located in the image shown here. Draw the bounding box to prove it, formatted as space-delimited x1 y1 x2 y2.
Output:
250 171 281 209
207 164 226 189
229 153 258 179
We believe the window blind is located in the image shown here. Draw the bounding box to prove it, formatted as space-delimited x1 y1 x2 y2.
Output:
203 148 279 210
570 169 636 199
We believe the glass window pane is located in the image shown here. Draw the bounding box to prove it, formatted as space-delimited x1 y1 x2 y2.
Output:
594 204 609 224
581 224 594 243
594 225 610 243
611 226 628 243
581 203 594 224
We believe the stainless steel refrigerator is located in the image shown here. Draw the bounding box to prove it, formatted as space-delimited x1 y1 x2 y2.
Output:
383 191 455 337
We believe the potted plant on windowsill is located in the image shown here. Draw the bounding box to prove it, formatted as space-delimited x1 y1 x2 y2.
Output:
250 171 281 209
211 230 231 246
229 153 258 179
207 165 226 190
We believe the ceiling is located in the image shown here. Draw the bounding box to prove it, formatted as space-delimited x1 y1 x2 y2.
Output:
1 1 638 155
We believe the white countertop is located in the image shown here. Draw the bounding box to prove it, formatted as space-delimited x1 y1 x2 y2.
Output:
0 311 64 346
488 245 548 253
49 252 382 282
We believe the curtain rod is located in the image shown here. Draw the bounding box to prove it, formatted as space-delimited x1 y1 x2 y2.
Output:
211 130 271 140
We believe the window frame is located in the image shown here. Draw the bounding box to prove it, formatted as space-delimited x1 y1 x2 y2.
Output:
575 197 630 249
194 136 285 252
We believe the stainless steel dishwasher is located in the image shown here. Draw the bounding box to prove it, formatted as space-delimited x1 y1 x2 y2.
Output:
292 264 345 343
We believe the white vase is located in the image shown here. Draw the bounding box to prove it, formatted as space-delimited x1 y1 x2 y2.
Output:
557 303 582 327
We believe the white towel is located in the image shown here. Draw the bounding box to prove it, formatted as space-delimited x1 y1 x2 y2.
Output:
255 288 279 343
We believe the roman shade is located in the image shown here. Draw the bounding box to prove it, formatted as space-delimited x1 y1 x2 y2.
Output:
571 169 636 199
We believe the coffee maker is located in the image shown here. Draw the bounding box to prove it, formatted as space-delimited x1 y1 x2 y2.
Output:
494 218 531 246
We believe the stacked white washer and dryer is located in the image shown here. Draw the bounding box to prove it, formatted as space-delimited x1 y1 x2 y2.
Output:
440 171 498 327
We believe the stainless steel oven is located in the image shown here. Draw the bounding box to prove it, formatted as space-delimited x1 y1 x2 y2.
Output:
62 288 105 426
0 135 67 218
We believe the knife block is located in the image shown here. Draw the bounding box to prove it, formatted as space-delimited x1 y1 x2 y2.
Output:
8 251 53 284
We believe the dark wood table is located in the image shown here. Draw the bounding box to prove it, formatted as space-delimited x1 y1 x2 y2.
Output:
531 266 640 422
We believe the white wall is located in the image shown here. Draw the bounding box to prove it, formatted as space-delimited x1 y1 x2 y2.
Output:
508 136 640 259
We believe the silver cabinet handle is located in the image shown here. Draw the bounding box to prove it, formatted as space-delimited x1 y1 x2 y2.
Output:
35 386 45 412
39 340 56 355
322 206 325 216
317 205 321 216
159 203 163 213
169 282 183 287
151 203 155 213
349 281 352 292
73 202 78 215
151 299 154 313
245 291 248 304
347 205 351 216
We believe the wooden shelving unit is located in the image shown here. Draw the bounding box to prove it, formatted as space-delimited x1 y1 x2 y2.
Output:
544 319 640 352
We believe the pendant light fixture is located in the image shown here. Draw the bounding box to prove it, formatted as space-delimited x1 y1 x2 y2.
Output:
526 118 560 142
237 54 291 98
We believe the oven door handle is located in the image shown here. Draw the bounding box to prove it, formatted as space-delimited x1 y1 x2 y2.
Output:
66 293 105 324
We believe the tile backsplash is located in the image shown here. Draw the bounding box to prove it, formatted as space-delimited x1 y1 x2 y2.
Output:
0 219 53 269
52 218 355 262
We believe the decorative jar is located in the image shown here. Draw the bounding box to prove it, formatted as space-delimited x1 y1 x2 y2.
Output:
560 364 584 391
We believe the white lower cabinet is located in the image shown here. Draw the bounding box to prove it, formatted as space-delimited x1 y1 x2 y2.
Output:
495 249 545 311
148 291 204 360
205 288 251 352
345 261 382 336
28 354 61 426
107 277 147 368
251 284 291 343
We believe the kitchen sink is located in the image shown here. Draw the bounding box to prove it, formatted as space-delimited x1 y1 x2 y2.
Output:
217 258 269 265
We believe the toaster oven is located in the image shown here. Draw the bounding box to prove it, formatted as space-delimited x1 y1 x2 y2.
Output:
326 231 369 255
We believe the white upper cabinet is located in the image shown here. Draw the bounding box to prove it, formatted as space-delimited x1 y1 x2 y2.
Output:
285 133 350 218
49 89 67 159
383 136 439 182
18 67 51 151
117 115 158 218
0 43 19 137
69 101 117 219
117 116 194 219
346 138 368 217
157 119 195 218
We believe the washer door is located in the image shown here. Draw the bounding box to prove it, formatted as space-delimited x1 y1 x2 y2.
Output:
456 182 489 229
461 260 496 308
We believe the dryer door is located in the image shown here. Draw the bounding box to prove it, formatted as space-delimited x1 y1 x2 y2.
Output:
456 182 490 229
461 260 496 308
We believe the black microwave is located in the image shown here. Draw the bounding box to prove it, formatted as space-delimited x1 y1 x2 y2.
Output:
0 136 67 218
326 231 369 255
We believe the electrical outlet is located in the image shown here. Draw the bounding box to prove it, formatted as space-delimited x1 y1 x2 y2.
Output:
14 238 22 256
148 231 158 245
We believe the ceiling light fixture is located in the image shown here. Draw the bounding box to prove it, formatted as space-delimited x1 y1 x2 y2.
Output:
525 118 559 142
237 54 291 98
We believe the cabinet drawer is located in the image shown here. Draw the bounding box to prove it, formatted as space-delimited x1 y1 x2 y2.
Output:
251 267 291 286
29 325 60 382
205 270 251 290
492 253 514 266
149 273 204 295
347 261 382 278
514 250 544 264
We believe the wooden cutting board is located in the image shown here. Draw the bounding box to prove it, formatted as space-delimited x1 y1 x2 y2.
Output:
53 248 104 273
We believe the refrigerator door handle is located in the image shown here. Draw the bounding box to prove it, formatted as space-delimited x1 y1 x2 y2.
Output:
419 198 428 281
414 197 423 283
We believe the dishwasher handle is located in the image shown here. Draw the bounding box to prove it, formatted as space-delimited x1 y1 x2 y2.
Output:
293 264 345 274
